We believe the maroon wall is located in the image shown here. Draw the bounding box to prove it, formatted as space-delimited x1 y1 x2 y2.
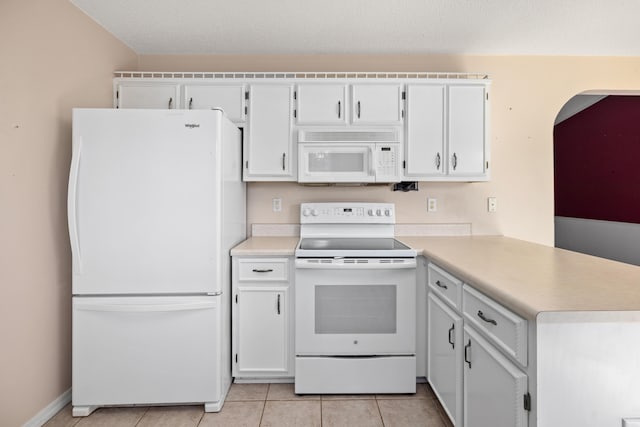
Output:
554 96 640 224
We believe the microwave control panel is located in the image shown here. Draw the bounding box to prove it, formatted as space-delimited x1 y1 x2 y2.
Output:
375 144 400 182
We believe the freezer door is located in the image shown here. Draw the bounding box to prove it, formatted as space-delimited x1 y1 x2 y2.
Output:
69 109 226 294
72 296 221 407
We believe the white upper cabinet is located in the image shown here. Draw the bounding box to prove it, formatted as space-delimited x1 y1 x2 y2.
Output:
405 85 446 178
244 84 295 181
405 83 488 181
183 84 245 123
112 75 490 183
352 84 403 124
448 85 488 178
115 83 181 109
296 84 347 125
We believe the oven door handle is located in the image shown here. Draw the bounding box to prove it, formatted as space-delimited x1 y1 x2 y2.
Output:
295 259 417 269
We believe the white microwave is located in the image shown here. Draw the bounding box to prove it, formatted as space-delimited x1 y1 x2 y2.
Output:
297 130 402 183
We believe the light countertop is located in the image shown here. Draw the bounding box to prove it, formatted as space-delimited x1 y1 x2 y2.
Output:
230 236 298 256
231 235 640 320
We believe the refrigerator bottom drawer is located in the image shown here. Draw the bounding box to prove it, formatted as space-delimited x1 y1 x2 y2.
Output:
72 296 221 406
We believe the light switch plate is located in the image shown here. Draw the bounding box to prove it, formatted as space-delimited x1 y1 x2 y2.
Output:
427 198 437 212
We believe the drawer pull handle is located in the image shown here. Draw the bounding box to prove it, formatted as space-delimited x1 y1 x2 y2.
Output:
252 268 273 273
448 323 455 349
435 280 448 290
277 294 281 315
477 310 497 325
464 339 472 369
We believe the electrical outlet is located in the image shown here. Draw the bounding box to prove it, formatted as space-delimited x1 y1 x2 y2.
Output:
272 198 282 212
427 198 437 212
488 197 497 213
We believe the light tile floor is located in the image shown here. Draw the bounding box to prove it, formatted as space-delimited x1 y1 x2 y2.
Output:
45 383 454 427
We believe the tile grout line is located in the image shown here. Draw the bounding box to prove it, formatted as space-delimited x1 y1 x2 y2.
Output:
133 406 151 427
374 395 387 427
258 383 269 427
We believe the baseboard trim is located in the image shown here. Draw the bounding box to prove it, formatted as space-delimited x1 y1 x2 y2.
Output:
23 388 71 427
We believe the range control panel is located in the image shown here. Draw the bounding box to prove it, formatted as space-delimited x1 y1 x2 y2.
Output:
300 202 395 224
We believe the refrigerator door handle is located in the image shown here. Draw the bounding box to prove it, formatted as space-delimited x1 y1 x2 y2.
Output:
74 300 217 313
68 136 83 274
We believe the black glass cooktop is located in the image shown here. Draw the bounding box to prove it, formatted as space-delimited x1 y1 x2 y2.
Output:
298 237 410 251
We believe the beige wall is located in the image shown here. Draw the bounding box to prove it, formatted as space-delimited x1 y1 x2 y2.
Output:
0 1 137 425
140 54 640 244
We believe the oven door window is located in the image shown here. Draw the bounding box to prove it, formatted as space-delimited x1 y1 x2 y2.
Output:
315 285 396 334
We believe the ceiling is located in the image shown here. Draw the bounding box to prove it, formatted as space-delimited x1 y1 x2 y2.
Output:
70 0 640 56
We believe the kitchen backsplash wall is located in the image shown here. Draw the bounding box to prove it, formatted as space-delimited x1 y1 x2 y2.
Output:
247 182 500 236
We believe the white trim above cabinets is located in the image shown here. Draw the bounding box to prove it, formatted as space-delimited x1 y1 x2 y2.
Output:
113 72 490 183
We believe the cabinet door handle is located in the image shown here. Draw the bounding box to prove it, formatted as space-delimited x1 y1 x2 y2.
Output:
252 268 273 273
357 101 361 119
452 153 458 170
436 153 441 170
168 97 173 109
477 310 498 325
282 153 286 171
189 97 193 109
277 294 281 315
464 339 472 369
435 280 448 290
448 323 455 349
338 101 341 118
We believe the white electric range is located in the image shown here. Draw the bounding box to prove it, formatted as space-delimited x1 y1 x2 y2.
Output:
294 202 417 394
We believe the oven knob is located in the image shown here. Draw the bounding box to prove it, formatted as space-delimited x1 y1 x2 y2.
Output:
312 209 320 216
302 208 311 217
385 209 391 217
368 209 375 216
376 209 382 216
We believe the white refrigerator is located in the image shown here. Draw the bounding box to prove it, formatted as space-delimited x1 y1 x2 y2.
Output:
68 108 245 416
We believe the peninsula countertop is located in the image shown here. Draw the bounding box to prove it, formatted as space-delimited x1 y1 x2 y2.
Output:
230 235 640 320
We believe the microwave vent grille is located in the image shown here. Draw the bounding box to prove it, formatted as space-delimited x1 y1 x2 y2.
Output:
299 130 398 143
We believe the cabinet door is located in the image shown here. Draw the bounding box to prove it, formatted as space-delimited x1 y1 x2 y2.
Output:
448 85 487 177
237 287 289 375
428 293 463 426
183 85 245 122
245 85 294 180
352 84 403 124
463 326 528 427
296 84 347 125
115 83 181 109
405 85 446 178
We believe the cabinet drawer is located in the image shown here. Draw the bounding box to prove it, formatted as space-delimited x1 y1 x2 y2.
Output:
238 258 289 282
462 284 528 366
428 263 462 310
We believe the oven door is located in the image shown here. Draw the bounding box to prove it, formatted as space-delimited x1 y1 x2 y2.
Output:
295 258 416 356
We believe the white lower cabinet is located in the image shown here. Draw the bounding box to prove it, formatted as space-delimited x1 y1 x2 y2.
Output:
232 257 293 379
427 263 530 427
236 287 288 375
463 325 529 427
428 293 463 426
